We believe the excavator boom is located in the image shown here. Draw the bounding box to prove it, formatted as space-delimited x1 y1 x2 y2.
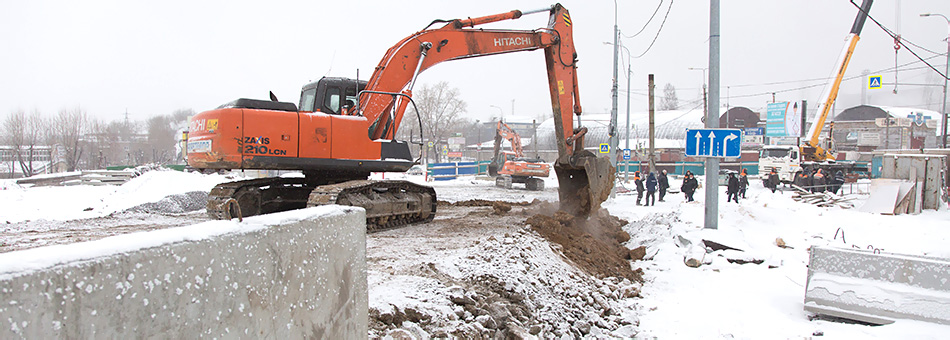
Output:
354 3 613 215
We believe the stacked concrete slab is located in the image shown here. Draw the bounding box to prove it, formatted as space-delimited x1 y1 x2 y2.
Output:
0 206 367 338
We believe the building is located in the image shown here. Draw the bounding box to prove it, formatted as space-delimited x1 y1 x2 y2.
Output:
826 105 941 152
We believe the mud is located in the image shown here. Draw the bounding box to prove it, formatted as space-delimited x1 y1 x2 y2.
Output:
367 202 643 338
525 202 643 282
440 199 541 207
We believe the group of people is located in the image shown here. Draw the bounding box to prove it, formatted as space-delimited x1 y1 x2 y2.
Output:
794 168 845 194
633 170 670 206
725 169 750 203
633 167 849 205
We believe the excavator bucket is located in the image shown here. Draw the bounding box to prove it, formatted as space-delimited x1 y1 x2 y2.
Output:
555 150 615 217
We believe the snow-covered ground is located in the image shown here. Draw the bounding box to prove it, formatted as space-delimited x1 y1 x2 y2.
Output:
1 169 948 338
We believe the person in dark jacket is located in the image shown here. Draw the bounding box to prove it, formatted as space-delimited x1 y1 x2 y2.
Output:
738 168 749 199
832 170 845 195
766 168 780 193
681 172 699 202
658 170 669 202
645 172 658 206
726 173 739 203
634 171 644 206
793 171 808 190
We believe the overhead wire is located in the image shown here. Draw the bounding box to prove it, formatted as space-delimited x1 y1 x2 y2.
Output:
849 0 948 80
622 0 664 39
632 0 674 59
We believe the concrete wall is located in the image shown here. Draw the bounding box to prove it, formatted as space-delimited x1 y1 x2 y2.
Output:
0 207 367 338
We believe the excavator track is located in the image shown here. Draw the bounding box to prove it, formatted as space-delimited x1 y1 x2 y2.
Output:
207 178 437 233
206 177 314 220
307 180 437 233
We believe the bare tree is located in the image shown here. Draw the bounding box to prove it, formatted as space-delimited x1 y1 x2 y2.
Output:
146 114 176 164
53 107 88 171
22 109 47 175
3 110 27 177
660 83 679 110
398 82 467 163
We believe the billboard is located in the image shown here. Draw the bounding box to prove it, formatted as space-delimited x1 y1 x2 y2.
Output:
742 127 764 147
766 101 803 137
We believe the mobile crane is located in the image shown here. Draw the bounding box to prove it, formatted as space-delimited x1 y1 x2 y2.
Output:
760 0 873 183
489 121 551 190
187 4 614 230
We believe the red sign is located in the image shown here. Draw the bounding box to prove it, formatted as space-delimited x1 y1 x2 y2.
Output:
447 151 463 158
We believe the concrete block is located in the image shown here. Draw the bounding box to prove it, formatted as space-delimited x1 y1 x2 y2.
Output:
0 206 367 338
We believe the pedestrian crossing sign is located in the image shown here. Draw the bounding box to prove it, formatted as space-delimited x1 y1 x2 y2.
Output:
868 75 882 89
599 144 609 153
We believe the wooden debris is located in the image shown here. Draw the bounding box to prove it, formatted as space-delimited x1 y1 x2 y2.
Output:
790 184 855 209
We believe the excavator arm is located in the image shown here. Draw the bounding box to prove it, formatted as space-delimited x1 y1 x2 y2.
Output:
353 4 614 216
495 121 525 158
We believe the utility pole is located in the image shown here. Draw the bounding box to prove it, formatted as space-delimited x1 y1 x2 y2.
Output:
705 0 721 230
921 13 950 148
608 4 621 169
624 50 632 182
648 74 656 173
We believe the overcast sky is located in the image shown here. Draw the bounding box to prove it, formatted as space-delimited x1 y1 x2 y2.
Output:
2 0 949 124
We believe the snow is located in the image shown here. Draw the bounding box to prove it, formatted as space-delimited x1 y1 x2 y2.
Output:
0 169 233 223
0 204 352 279
1 168 949 338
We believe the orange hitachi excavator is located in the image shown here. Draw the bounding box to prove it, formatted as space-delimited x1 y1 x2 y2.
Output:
187 4 614 229
489 121 552 190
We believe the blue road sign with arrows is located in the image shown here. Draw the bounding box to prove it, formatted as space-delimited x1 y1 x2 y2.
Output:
685 129 742 158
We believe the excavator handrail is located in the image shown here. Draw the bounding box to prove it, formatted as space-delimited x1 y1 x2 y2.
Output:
359 89 426 164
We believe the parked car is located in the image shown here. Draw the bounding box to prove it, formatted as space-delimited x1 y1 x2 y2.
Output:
406 165 425 176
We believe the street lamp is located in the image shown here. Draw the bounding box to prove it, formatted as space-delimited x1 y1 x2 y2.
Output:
689 68 709 122
920 13 949 148
490 105 504 122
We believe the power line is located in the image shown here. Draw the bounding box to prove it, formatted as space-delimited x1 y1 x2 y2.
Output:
849 0 948 80
632 0 674 59
622 0 664 39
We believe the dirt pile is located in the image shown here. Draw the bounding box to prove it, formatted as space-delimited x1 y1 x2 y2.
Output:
526 204 643 282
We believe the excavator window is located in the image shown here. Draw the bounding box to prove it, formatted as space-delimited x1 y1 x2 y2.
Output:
300 88 317 112
324 87 341 114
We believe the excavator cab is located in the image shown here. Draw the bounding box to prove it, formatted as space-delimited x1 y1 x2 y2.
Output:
298 77 367 115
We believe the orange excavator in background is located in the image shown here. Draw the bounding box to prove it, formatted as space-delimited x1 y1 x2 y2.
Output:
489 121 551 190
186 4 614 229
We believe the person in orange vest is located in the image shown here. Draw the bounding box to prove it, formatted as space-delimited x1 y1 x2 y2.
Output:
634 171 644 206
813 168 826 193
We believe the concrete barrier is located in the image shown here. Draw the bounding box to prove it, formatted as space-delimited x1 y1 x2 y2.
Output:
804 245 950 325
0 206 367 338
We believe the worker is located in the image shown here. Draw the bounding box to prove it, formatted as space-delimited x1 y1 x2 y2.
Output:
727 173 740 203
766 168 780 193
658 170 670 202
634 171 644 206
738 168 749 199
793 171 807 190
832 170 845 195
681 171 699 202
813 169 826 193
645 172 658 206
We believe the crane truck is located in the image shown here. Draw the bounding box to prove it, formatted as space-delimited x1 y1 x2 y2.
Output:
187 4 615 230
759 0 873 183
488 121 552 190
